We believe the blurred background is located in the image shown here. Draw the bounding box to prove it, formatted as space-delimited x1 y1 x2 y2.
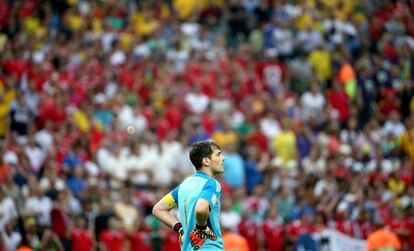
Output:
0 0 413 250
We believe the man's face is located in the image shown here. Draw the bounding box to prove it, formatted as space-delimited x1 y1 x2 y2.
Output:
208 148 225 174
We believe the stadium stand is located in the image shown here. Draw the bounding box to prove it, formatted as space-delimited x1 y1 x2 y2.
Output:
0 0 413 250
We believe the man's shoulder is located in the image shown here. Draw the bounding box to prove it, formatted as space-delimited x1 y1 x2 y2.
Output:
179 174 221 192
178 174 208 189
204 177 221 193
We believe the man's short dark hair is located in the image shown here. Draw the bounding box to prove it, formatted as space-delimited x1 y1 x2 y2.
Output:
189 141 220 170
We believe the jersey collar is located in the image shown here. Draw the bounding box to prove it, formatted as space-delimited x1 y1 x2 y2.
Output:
195 171 211 178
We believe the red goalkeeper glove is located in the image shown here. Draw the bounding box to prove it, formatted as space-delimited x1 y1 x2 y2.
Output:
173 222 184 247
189 224 217 249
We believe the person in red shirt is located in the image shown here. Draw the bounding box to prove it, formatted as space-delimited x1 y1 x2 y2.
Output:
263 206 285 251
71 216 94 251
0 155 11 184
50 192 70 249
405 206 414 250
385 207 409 247
0 1 9 27
238 209 262 251
37 93 68 129
333 208 356 237
164 98 184 131
3 51 29 81
327 82 350 127
255 56 287 93
199 67 218 98
161 226 181 251
99 217 126 251
358 209 375 239
129 219 152 251
286 211 316 246
378 88 400 120
245 120 269 153
201 109 216 136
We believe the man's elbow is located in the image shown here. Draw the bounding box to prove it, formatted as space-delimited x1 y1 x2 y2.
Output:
152 203 160 217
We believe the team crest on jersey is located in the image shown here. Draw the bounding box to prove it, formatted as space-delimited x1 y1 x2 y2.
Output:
211 194 217 206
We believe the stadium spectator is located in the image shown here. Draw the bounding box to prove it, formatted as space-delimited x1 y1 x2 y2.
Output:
367 219 401 251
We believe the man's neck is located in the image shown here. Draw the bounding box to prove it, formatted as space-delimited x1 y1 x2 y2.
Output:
198 167 213 177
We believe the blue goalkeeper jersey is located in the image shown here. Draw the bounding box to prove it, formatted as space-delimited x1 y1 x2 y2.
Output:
171 171 223 251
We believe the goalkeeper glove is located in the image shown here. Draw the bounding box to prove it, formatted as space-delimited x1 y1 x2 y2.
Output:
173 222 184 247
189 224 217 249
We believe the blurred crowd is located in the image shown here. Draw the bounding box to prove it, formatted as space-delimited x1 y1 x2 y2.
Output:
0 0 414 250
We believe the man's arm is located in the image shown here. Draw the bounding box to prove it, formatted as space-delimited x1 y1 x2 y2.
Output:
194 198 210 226
153 192 184 246
189 181 218 249
152 193 179 228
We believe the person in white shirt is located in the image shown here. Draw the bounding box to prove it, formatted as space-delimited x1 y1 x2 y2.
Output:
1 219 21 251
301 81 325 120
127 140 157 187
39 162 66 193
340 118 358 145
180 14 201 50
117 104 148 134
296 26 323 53
154 132 185 186
273 20 294 57
211 89 232 114
301 147 326 176
109 44 127 66
84 152 102 178
25 134 47 175
35 120 54 152
166 41 190 73
0 188 18 232
260 111 281 140
220 195 241 230
103 143 130 187
184 83 210 114
23 185 53 227
383 111 405 138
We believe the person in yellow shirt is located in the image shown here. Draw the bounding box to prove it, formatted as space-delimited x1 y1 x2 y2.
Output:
71 102 91 133
131 9 159 36
0 33 7 52
388 172 406 196
212 121 239 149
173 0 201 20
114 192 139 232
119 25 135 51
173 0 224 20
308 43 332 83
64 7 84 32
0 79 16 139
272 118 297 165
0 91 10 139
399 115 414 163
2 80 16 105
295 13 314 31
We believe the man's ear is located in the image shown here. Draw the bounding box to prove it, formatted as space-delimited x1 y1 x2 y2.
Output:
202 157 210 166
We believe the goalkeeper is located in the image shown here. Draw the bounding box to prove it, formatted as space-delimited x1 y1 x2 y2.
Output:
153 141 225 250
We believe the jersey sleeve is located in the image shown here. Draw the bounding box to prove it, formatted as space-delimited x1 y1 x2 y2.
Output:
199 179 219 208
162 186 179 209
